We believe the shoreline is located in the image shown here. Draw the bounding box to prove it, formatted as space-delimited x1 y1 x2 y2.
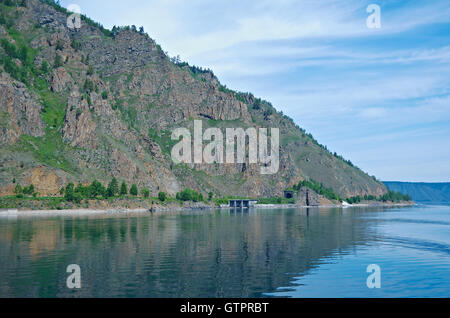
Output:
0 201 417 217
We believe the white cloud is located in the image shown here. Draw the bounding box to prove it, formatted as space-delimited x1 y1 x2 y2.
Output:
359 107 388 119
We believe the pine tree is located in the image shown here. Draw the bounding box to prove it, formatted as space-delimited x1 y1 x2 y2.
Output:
106 178 119 197
120 181 128 196
23 184 34 195
54 54 63 68
41 61 49 74
14 184 22 195
130 184 138 196
64 183 75 202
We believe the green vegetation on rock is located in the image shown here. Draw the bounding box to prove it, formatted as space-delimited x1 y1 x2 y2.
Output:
176 188 204 202
294 179 341 201
346 191 411 204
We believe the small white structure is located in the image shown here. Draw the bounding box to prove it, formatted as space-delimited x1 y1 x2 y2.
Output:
229 200 258 209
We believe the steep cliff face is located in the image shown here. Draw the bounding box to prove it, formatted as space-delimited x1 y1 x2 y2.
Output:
0 0 387 198
0 72 44 144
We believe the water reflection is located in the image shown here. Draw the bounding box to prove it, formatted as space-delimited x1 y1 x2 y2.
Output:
0 207 383 297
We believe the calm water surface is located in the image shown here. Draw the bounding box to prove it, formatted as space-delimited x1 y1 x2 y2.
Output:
0 205 449 298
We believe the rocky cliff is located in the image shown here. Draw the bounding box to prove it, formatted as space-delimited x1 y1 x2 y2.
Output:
0 0 387 198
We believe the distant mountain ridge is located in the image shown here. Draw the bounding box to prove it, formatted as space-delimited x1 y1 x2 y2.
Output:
384 182 450 205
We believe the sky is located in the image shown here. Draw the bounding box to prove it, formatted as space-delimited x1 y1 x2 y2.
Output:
60 0 450 182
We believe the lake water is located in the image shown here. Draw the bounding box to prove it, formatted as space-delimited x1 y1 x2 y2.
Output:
0 205 449 298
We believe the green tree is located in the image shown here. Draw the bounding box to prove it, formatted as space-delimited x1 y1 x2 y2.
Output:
130 184 138 196
158 192 166 202
75 183 85 196
208 192 213 201
83 79 94 93
23 184 34 196
41 61 49 74
120 181 128 196
142 188 150 198
73 192 82 204
176 188 203 202
54 54 63 68
71 39 81 51
64 183 75 202
1 39 17 58
14 184 22 196
18 46 29 65
88 180 105 198
56 40 64 51
106 178 119 197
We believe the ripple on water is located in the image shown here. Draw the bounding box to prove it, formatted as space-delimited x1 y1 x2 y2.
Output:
0 205 449 297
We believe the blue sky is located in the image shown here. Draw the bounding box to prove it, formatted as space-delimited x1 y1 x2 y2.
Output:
60 0 450 182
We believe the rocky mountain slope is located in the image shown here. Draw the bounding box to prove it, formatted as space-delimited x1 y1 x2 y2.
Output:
0 0 387 198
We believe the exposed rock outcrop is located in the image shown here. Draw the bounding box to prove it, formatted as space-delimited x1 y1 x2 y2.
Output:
62 90 97 148
295 187 334 206
0 73 44 144
51 67 72 92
